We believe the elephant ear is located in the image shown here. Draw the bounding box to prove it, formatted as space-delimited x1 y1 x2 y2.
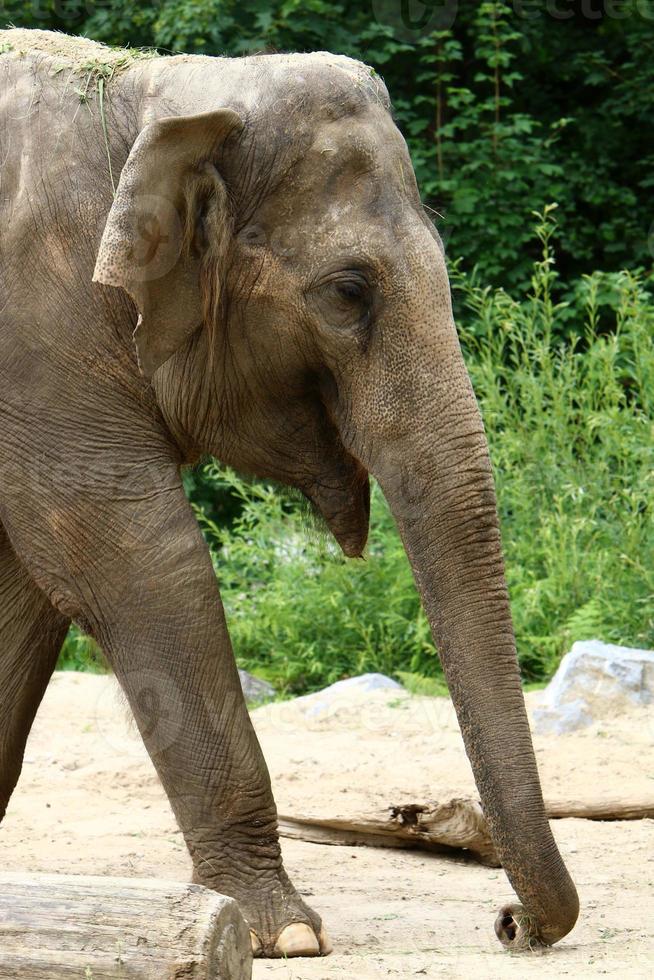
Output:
93 108 243 378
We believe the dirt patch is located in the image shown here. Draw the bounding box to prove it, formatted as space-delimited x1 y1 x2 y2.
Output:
3 672 653 978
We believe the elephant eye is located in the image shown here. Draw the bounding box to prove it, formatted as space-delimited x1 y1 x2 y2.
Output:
313 271 372 332
308 268 374 335
333 278 367 304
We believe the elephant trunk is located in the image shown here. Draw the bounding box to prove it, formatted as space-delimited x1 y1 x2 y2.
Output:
360 348 579 948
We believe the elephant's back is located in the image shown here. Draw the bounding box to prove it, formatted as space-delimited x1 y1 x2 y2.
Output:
0 31 145 261
0 31 145 392
0 28 158 82
0 29 154 217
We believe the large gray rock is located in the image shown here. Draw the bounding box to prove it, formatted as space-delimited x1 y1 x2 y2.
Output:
533 639 654 734
238 669 276 704
293 672 402 718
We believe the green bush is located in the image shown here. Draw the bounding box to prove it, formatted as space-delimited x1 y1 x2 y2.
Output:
455 205 653 678
58 208 653 691
57 624 106 673
195 473 436 694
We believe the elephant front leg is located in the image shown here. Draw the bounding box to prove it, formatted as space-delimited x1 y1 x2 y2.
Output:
5 474 329 959
0 525 70 822
99 511 330 958
112 613 327 960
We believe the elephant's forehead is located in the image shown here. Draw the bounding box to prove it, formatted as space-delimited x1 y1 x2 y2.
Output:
309 129 379 171
274 112 414 213
246 50 391 114
310 108 406 164
239 104 423 262
256 180 410 257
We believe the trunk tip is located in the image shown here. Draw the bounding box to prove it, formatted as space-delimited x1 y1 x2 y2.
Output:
494 901 578 951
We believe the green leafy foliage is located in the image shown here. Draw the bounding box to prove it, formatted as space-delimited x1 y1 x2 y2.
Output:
58 624 106 673
193 472 437 694
454 207 654 678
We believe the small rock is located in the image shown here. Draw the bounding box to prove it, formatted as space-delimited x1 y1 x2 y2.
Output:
238 669 276 704
533 639 654 734
293 672 402 718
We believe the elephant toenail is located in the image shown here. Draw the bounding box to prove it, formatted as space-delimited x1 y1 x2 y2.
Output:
274 922 320 957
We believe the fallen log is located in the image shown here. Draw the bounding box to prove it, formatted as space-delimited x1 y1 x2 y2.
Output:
0 873 252 980
279 798 500 867
545 798 654 820
278 796 654 867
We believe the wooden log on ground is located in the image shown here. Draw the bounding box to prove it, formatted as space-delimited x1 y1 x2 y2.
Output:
0 873 252 980
279 798 501 867
545 798 654 820
278 796 654 868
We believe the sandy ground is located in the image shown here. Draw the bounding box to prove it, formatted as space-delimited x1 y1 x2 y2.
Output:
2 671 653 978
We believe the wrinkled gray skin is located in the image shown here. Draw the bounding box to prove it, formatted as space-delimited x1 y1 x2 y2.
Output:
0 30 578 958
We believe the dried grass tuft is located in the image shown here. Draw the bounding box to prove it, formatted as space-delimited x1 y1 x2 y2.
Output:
0 28 157 75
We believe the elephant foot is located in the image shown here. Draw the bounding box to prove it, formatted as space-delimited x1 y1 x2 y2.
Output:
231 868 332 959
494 904 544 951
191 840 331 957
250 923 333 958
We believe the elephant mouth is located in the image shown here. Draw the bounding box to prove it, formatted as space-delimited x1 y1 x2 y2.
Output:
305 461 370 559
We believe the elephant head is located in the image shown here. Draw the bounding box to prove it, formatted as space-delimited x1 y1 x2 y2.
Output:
94 54 579 949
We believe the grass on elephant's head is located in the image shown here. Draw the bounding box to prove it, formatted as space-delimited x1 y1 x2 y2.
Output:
0 28 157 73
58 206 654 691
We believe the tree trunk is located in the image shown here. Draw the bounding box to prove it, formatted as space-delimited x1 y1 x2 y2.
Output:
0 873 252 980
278 796 654 864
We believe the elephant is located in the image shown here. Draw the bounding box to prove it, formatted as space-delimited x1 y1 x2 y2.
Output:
0 28 579 959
